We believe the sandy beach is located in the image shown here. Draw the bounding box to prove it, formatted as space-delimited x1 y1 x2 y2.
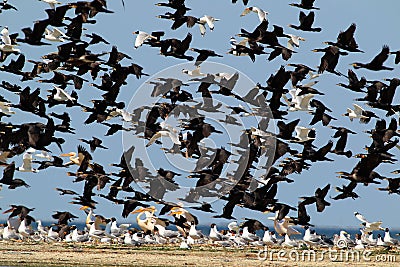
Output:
0 241 399 267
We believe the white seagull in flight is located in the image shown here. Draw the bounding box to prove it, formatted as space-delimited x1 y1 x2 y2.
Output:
354 212 384 232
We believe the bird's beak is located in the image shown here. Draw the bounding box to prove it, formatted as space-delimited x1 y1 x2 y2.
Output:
131 207 146 214
2 207 14 214
60 152 73 157
79 206 90 210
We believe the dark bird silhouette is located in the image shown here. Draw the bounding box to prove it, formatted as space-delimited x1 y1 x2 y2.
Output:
0 161 30 189
160 33 193 61
288 11 321 32
330 126 355 158
0 0 18 12
84 33 109 44
289 0 319 10
324 23 364 53
300 184 331 212
352 45 393 71
32 156 65 170
18 20 50 46
377 178 400 194
293 201 313 226
55 188 79 195
189 48 223 66
52 211 78 225
3 205 34 219
157 9 198 30
79 137 108 152
313 46 348 75
266 203 297 221
332 181 359 200
389 50 400 64
337 69 367 92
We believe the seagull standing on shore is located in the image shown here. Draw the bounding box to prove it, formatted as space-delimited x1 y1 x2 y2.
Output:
384 228 399 245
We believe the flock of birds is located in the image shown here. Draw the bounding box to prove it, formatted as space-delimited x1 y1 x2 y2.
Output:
0 0 400 249
1 207 400 250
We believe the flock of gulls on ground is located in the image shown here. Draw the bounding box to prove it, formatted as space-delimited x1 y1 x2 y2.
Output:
0 0 400 250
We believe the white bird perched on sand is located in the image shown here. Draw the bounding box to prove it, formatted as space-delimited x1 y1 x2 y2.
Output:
337 230 355 247
366 232 377 245
342 104 368 122
284 88 315 111
179 237 191 249
110 217 130 237
36 220 48 236
293 126 316 143
241 226 259 242
182 66 206 77
384 228 399 245
104 219 119 241
132 31 156 48
154 224 179 239
17 152 38 173
39 0 61 9
303 226 322 246
44 27 68 42
376 234 390 247
88 218 106 241
146 121 181 147
18 218 34 242
354 234 365 250
262 227 277 246
282 233 299 247
209 223 226 241
0 101 15 116
240 6 268 22
144 233 157 244
227 221 240 233
188 221 203 241
354 212 384 232
2 224 19 240
123 232 137 245
47 227 59 241
71 227 89 242
198 15 220 36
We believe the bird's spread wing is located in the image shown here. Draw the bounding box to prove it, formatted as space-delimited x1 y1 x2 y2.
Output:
369 45 390 67
240 8 251 17
352 103 364 114
355 213 368 223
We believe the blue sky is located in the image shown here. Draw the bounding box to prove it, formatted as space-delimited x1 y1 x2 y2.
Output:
0 0 399 230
